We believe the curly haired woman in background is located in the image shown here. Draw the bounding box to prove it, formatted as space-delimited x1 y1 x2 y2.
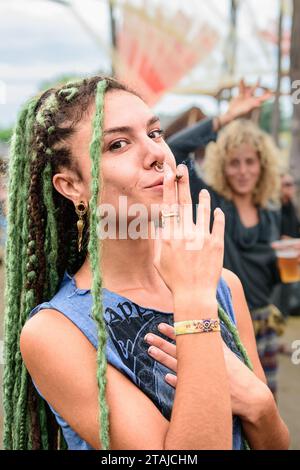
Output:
168 118 289 396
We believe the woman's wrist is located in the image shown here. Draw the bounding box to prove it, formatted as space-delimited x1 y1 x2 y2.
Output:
173 291 218 321
213 113 233 132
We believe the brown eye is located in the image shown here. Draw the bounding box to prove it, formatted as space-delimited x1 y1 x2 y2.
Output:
109 140 127 151
149 129 164 139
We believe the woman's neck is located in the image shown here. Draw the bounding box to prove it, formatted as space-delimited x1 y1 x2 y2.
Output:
232 193 259 228
232 192 254 210
75 228 165 294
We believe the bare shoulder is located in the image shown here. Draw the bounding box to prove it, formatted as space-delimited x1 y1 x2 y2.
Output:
221 267 252 329
221 268 243 292
20 308 169 449
20 308 91 360
20 308 96 382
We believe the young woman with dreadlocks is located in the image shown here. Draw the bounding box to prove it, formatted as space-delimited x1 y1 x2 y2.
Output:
3 76 289 450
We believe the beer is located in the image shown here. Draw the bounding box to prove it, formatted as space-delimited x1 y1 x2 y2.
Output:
272 239 300 284
277 252 300 283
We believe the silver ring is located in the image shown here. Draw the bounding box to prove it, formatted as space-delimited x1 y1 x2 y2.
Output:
161 211 179 218
161 210 180 226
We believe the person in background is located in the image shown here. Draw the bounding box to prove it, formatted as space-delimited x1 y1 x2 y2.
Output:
168 117 287 396
166 80 272 180
280 173 300 238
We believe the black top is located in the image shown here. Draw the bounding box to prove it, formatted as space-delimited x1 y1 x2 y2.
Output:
281 200 300 238
167 119 281 310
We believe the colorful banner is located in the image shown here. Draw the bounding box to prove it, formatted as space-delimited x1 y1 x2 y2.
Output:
115 4 219 105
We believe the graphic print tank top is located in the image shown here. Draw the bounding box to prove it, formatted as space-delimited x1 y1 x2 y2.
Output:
28 271 246 450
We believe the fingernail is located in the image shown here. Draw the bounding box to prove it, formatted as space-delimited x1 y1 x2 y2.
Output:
176 165 185 180
158 324 166 332
144 334 154 344
148 346 157 356
200 189 209 197
214 207 223 215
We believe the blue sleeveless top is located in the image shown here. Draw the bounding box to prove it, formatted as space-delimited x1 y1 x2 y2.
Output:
28 271 246 450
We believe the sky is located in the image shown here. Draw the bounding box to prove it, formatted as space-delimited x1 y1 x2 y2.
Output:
0 0 293 128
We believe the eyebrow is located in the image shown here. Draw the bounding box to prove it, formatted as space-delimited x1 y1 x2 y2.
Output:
103 116 160 136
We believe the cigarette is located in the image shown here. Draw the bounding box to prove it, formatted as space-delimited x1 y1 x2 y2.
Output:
175 173 184 181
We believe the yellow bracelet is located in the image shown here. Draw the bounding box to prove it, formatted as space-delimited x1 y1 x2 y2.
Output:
174 318 221 336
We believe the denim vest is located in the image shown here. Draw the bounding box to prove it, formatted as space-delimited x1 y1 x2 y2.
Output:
28 271 246 450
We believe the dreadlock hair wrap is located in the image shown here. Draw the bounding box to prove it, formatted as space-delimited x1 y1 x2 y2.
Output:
2 76 130 450
3 75 253 450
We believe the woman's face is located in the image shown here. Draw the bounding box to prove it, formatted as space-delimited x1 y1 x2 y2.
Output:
224 143 261 198
75 90 176 214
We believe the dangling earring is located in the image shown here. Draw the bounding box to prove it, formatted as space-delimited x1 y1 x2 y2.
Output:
75 201 88 252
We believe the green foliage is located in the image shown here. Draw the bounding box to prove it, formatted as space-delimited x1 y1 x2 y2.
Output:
0 128 13 142
259 100 287 134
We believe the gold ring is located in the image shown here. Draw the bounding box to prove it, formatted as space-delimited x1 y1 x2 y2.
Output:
161 210 180 225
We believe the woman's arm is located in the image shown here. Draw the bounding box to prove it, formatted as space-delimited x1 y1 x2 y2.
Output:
144 268 290 450
20 299 231 450
222 269 290 450
167 118 217 164
167 79 272 166
20 310 169 450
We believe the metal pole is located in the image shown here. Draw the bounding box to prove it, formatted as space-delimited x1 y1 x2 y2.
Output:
271 0 284 146
229 0 238 79
290 0 300 188
109 0 117 75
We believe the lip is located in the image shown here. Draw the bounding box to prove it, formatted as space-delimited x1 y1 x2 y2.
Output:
144 177 164 189
236 179 250 185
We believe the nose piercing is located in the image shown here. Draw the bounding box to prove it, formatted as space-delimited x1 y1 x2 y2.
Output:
154 161 164 173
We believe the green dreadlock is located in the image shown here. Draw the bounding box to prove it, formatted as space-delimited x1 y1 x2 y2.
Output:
3 75 254 451
3 76 129 450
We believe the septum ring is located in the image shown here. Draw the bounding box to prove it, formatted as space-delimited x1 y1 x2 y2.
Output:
154 161 164 173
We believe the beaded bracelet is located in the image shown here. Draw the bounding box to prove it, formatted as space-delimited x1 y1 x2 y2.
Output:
174 318 221 336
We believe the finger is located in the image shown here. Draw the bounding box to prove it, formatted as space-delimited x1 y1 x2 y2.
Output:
177 164 192 206
147 346 177 373
211 207 225 248
258 91 273 103
158 323 176 341
162 162 177 206
161 162 178 235
144 332 177 359
239 78 246 96
165 373 177 389
196 189 211 237
153 226 162 270
176 164 193 235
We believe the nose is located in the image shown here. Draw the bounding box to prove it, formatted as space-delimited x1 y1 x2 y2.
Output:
142 136 167 170
239 162 247 175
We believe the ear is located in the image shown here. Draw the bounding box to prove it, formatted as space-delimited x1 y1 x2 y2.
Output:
52 170 88 205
